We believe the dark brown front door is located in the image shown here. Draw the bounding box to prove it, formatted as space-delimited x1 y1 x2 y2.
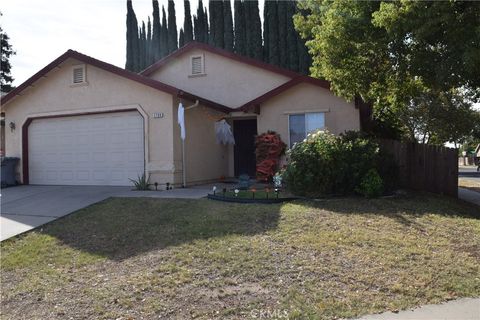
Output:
233 119 257 177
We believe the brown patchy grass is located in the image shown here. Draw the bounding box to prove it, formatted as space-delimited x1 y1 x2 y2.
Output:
459 178 480 193
1 195 479 319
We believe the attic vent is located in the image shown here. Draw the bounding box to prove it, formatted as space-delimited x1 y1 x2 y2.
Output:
72 65 86 84
191 55 204 75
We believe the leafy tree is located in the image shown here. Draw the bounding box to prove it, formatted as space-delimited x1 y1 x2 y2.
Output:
151 0 161 61
223 0 234 51
167 0 178 53
234 0 246 55
294 0 480 138
183 0 193 44
0 13 15 93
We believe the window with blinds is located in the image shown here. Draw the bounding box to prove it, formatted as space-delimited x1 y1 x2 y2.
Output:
72 65 86 84
190 55 204 75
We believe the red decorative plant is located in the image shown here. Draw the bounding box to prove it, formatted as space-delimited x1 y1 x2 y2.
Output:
255 131 286 182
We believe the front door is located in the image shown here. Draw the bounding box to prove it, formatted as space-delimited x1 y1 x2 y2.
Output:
233 119 257 177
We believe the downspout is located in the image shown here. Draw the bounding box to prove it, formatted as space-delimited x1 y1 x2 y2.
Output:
181 100 199 188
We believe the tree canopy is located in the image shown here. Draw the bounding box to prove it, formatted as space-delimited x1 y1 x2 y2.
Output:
295 0 480 144
0 12 15 93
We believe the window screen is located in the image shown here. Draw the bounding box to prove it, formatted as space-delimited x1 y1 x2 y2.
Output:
289 112 325 147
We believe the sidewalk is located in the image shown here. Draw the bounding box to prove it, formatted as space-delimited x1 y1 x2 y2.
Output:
356 297 480 320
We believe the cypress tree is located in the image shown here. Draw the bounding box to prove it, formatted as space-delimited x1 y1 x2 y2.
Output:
244 0 251 56
160 6 168 57
194 0 204 42
183 0 193 43
234 0 246 56
140 21 147 69
179 28 185 47
203 6 209 44
286 1 298 72
277 0 288 68
126 0 140 71
266 0 278 65
167 0 178 53
263 0 270 62
249 0 262 60
298 37 311 75
152 0 161 62
208 0 215 46
147 16 153 65
223 0 234 51
216 0 224 48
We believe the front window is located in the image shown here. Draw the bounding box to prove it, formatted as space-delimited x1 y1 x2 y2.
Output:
289 112 325 147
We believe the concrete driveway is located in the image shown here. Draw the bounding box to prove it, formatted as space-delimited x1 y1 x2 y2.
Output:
1 185 210 241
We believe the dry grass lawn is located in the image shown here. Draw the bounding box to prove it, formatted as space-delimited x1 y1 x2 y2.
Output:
1 194 479 319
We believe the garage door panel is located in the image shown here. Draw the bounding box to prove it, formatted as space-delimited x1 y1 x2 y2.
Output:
28 111 144 186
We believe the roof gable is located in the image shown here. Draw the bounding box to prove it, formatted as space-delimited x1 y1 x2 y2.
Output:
141 41 301 78
1 50 233 113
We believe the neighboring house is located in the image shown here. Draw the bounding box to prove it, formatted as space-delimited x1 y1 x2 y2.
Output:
0 42 361 187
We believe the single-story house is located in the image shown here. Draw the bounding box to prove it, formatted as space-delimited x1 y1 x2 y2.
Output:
0 42 363 187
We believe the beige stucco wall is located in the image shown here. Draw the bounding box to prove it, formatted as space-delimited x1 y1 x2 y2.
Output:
257 82 360 145
172 97 230 186
1 58 176 185
147 48 291 108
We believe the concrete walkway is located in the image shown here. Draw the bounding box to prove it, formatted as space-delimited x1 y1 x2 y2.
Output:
1 185 210 241
355 297 480 320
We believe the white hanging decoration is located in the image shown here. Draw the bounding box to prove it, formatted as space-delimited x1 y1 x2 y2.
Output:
215 119 235 145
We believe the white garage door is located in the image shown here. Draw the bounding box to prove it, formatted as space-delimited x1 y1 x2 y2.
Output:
28 111 144 186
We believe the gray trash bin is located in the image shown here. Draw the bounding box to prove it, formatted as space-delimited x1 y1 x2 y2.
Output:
1 157 19 187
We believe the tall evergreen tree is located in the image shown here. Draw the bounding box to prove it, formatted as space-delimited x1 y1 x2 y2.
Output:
160 6 168 57
248 0 263 60
167 0 178 53
208 0 216 46
194 0 206 42
203 6 210 44
297 36 311 75
265 0 279 65
234 0 246 55
277 1 288 68
147 17 153 64
0 15 15 93
215 0 225 48
183 0 193 43
286 1 298 72
140 21 147 69
223 0 234 51
126 0 140 71
152 0 161 61
179 28 185 47
262 0 270 61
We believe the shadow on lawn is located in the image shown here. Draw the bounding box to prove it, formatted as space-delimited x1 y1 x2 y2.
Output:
296 192 480 227
43 197 281 261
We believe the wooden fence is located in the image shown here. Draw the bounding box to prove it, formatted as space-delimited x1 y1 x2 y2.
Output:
378 139 458 197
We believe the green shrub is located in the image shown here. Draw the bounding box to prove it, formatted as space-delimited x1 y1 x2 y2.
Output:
282 130 396 197
356 169 384 198
129 173 151 190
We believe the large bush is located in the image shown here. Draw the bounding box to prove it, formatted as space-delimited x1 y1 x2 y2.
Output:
282 130 396 196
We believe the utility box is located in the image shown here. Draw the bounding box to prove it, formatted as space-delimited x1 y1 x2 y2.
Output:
1 157 19 187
